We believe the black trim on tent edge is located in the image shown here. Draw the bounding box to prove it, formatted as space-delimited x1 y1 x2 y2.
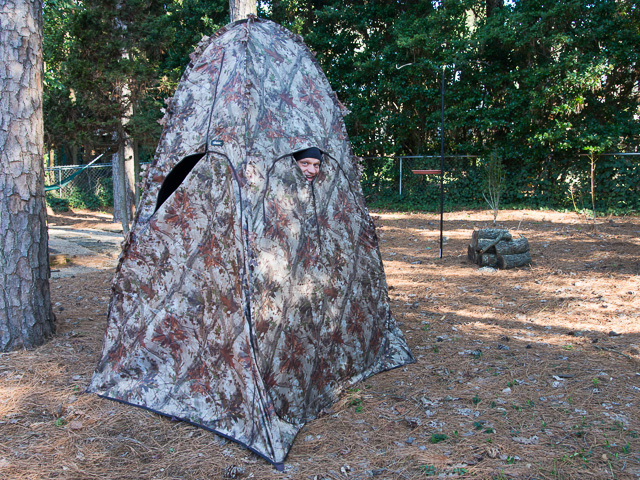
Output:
94 393 287 470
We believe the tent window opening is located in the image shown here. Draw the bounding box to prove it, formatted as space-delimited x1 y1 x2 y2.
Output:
154 152 206 213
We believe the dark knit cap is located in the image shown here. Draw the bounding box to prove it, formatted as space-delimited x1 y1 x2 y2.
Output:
293 147 323 162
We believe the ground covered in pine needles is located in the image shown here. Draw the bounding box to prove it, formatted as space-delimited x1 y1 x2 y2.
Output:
2 209 640 479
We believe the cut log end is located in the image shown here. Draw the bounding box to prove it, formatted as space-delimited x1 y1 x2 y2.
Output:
497 252 532 269
478 253 498 267
467 244 477 263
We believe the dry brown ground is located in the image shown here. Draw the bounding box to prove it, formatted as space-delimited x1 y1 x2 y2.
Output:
2 208 640 480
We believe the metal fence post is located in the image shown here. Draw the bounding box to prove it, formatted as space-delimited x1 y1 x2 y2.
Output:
399 157 403 197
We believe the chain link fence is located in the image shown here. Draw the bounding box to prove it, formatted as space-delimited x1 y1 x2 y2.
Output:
45 153 639 213
360 155 482 210
45 163 114 210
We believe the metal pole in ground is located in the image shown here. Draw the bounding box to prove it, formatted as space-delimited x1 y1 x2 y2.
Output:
439 66 445 259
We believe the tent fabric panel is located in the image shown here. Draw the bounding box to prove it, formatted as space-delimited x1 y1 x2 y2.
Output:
136 38 229 223
245 151 414 424
247 155 323 423
88 154 298 463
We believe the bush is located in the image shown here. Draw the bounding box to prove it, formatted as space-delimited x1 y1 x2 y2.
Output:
46 193 70 212
47 177 114 211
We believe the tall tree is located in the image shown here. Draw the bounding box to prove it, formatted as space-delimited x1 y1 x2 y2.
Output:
43 0 230 224
230 0 256 22
0 0 56 351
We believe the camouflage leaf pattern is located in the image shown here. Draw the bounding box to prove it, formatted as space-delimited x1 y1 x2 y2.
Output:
88 17 414 467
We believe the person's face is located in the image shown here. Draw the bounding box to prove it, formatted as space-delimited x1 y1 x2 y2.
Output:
296 157 321 182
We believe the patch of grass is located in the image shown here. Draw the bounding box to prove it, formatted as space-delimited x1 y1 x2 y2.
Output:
429 433 448 444
560 448 593 466
347 388 363 412
421 464 438 476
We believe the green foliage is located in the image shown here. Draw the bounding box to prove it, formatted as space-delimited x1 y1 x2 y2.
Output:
45 194 70 212
48 177 114 211
284 0 640 212
429 433 448 444
43 0 229 162
481 152 505 223
43 0 640 212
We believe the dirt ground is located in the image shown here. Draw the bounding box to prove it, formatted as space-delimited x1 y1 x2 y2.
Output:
2 208 640 479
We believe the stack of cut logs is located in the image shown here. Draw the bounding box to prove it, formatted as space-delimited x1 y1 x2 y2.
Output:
468 228 532 269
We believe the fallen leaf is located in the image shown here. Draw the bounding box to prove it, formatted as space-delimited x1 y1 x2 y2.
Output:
68 421 83 430
512 435 539 445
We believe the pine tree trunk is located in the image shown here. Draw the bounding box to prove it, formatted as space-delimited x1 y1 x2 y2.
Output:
0 0 56 351
134 140 141 203
111 82 135 232
229 0 257 22
111 140 135 233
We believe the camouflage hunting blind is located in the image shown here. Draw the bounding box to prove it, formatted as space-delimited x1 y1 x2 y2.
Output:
88 17 414 466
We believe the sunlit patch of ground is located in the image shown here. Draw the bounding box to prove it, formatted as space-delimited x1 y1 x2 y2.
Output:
1 209 640 479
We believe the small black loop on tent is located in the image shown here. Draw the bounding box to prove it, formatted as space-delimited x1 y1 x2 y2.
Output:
154 152 206 213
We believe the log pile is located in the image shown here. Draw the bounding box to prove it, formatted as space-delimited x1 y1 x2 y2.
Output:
468 228 531 269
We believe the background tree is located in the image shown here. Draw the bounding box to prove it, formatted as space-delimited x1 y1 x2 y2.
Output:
43 0 230 224
230 0 256 22
1 0 56 351
42 0 640 213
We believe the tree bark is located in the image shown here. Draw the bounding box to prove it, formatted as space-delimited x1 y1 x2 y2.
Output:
471 228 512 246
467 244 477 263
229 0 257 22
111 80 135 233
111 138 135 233
0 0 56 351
